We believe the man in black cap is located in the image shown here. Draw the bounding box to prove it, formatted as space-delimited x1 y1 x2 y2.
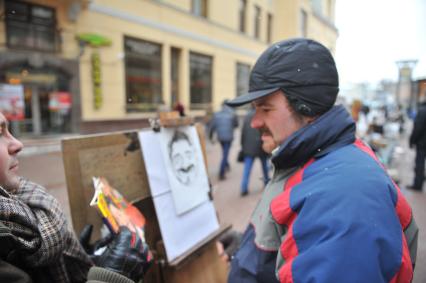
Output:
224 38 418 283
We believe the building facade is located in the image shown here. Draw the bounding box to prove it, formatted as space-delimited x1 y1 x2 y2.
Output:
0 0 338 135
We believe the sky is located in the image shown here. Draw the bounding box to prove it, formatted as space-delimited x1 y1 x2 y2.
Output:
335 0 426 86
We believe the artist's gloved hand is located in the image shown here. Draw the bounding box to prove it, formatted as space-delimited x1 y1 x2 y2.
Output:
96 226 151 282
79 224 114 255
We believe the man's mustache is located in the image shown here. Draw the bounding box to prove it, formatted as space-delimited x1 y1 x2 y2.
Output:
178 164 195 173
259 128 271 135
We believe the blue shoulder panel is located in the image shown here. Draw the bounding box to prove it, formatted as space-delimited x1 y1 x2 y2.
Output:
289 144 402 283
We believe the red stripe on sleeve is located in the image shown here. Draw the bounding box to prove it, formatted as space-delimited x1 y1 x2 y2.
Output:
270 159 314 283
389 231 413 283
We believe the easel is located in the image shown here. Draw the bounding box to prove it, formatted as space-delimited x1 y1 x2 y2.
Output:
62 112 230 283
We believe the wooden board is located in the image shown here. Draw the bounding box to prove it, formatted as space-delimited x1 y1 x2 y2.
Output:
62 131 151 239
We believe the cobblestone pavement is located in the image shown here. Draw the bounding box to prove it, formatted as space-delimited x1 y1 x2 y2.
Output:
18 127 425 282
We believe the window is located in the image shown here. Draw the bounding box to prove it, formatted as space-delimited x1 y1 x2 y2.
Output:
171 48 181 107
327 0 334 19
236 63 250 97
300 9 308 37
5 0 59 52
267 13 273 43
254 5 261 39
239 0 247 33
124 37 162 112
190 52 212 110
310 0 323 14
192 0 208 18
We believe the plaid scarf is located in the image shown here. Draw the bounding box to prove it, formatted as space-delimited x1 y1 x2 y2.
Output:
0 178 93 283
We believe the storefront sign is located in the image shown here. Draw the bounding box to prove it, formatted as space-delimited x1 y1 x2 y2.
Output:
6 73 57 85
92 51 102 109
0 84 25 121
49 91 72 113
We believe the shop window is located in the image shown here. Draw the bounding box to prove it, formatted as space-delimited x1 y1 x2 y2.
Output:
192 0 208 18
239 0 247 33
254 5 261 39
5 0 59 52
190 52 212 110
300 9 308 37
124 37 162 112
171 48 181 108
311 0 323 15
236 63 250 97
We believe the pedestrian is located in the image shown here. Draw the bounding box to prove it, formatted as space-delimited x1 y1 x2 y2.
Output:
408 97 426 191
209 100 239 180
0 111 150 283
223 38 418 282
240 107 270 196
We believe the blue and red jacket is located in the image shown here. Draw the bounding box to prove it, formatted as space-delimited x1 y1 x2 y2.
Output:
228 105 418 283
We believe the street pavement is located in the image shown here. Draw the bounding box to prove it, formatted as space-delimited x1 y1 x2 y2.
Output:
18 127 426 282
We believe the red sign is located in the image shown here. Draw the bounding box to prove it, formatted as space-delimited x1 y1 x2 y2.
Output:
49 92 72 111
0 84 25 121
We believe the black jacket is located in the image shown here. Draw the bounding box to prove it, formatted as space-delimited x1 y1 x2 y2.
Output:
410 102 426 150
241 109 268 158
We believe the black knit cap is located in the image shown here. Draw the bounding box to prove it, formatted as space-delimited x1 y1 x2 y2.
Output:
226 38 339 115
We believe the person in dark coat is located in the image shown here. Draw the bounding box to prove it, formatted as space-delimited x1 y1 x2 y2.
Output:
408 99 426 191
209 100 239 179
240 107 270 196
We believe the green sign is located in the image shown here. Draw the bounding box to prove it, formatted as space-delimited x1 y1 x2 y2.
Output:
92 51 102 110
77 33 112 47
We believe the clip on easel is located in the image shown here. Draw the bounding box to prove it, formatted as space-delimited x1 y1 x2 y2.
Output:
149 111 193 132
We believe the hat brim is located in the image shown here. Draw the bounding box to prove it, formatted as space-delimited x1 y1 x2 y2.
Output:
225 87 280 107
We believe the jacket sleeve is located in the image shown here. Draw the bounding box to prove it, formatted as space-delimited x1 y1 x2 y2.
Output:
87 266 135 283
409 108 426 145
208 116 216 140
241 118 246 146
0 259 32 283
404 216 419 269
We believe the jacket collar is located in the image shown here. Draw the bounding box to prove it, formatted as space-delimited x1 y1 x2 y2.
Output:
271 105 356 170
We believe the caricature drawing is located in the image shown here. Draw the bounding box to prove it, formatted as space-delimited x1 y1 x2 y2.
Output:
168 130 197 185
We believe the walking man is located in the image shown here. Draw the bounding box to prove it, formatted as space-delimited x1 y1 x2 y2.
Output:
209 100 239 180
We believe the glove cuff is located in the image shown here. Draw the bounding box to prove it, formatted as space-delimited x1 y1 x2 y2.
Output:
87 266 135 283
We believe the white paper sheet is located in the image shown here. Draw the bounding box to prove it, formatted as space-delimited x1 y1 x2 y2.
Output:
139 128 219 262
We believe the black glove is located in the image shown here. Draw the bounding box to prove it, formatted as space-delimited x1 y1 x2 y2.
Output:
96 226 151 282
79 224 114 255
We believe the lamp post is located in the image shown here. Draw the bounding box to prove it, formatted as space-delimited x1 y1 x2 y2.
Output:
395 60 417 111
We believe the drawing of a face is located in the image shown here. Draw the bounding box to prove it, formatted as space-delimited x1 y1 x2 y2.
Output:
169 130 197 185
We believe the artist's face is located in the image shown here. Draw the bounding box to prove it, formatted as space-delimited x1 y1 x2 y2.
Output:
0 113 23 192
251 91 308 154
170 139 196 185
